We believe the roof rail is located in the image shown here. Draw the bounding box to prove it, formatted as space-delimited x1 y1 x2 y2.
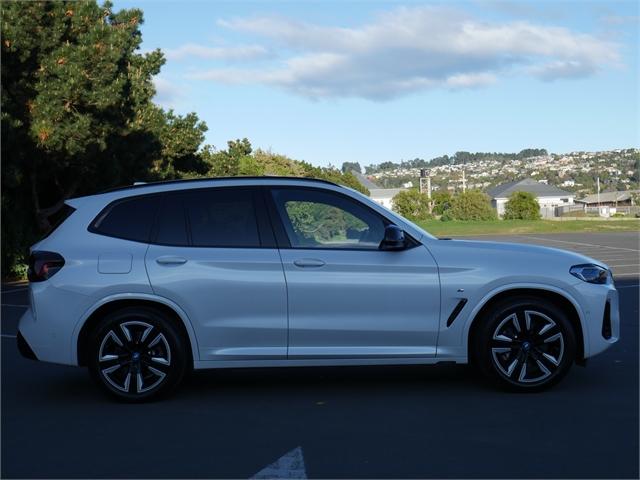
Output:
99 176 341 194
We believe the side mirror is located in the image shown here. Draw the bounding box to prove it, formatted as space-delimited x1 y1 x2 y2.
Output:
380 224 406 251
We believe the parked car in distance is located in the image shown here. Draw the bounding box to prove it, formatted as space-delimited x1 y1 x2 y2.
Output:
19 177 619 401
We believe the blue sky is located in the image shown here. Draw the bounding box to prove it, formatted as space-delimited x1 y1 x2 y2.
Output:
115 0 639 167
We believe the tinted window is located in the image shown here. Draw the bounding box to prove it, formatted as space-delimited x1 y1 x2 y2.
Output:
155 195 189 246
93 195 160 242
41 203 76 240
184 189 260 247
271 189 386 249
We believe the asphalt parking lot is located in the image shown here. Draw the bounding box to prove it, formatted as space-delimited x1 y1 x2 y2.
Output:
2 232 638 478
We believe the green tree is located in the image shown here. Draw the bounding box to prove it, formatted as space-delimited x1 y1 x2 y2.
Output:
392 189 431 221
441 190 497 221
341 161 361 174
1 0 207 275
503 191 541 220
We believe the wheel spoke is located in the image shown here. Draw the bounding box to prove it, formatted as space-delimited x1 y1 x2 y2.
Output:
524 311 532 332
491 347 512 354
494 334 513 343
535 358 551 376
541 351 560 366
518 357 528 382
543 332 563 344
506 358 519 377
538 322 554 336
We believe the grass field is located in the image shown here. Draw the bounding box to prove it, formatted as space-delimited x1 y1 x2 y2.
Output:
415 219 640 237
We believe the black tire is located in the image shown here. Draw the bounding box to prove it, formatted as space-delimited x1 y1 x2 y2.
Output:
472 295 576 392
88 306 188 402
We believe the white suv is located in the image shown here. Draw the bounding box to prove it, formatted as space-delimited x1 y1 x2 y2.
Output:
19 177 619 401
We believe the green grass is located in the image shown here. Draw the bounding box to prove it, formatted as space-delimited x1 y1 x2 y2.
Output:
415 219 640 237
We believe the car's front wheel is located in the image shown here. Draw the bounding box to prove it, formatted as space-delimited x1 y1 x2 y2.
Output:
473 296 577 391
88 306 187 402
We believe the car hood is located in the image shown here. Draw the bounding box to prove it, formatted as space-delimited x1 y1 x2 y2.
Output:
427 238 608 271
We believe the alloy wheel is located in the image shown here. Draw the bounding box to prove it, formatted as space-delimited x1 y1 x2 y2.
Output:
490 310 565 384
98 320 172 394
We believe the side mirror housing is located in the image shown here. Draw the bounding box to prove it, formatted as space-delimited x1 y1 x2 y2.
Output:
380 224 406 251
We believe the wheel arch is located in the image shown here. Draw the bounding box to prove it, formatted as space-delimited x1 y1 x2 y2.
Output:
465 286 587 363
74 294 199 367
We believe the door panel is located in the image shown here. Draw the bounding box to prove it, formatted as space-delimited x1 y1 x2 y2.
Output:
146 246 287 360
279 247 439 358
269 187 440 359
144 187 287 361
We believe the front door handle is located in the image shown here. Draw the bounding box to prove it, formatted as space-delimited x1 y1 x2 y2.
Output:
293 258 326 268
156 256 187 266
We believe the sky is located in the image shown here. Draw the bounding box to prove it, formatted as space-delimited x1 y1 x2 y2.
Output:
115 0 640 167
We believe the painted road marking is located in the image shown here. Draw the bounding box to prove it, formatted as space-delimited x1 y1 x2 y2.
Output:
517 236 639 252
1 304 28 308
251 447 307 479
616 284 640 289
1 334 17 339
1 287 28 294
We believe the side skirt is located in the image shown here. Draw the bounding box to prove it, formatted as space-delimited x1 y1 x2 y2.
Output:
193 356 468 370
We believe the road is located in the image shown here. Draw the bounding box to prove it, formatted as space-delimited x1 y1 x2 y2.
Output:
2 232 638 478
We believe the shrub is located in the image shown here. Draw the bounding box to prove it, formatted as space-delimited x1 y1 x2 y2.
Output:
503 191 541 220
440 190 497 221
431 191 452 216
392 189 432 221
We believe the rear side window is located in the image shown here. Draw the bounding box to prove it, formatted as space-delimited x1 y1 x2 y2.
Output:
155 195 189 246
91 195 160 242
183 188 260 247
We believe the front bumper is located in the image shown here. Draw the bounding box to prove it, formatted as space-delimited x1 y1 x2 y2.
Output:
573 281 620 358
17 331 38 360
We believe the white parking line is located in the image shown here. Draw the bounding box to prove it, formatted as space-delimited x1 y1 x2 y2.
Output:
1 287 28 294
1 304 28 308
517 236 640 252
1 334 17 339
616 284 640 289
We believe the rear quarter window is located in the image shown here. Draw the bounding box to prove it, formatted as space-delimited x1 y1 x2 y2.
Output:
91 195 161 243
40 203 76 240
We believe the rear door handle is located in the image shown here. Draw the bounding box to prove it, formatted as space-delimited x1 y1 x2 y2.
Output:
293 258 326 268
156 256 187 265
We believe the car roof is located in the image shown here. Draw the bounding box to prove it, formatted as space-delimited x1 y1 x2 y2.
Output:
100 176 341 194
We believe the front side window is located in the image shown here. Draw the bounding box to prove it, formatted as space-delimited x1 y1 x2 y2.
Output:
271 188 386 249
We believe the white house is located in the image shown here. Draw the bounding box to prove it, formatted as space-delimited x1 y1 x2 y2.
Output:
487 178 575 218
352 171 405 210
369 188 404 209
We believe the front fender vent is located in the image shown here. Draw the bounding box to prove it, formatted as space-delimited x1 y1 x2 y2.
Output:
447 298 468 327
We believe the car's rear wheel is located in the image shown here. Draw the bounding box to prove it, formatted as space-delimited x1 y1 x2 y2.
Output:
473 296 576 391
88 306 187 402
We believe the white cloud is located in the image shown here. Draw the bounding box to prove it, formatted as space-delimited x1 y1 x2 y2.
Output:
153 76 183 108
191 6 621 100
165 43 269 61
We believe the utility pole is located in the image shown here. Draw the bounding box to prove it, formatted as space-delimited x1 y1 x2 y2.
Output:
597 176 601 207
462 168 467 193
420 169 433 214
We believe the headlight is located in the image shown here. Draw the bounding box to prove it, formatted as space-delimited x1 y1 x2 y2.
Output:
570 264 611 284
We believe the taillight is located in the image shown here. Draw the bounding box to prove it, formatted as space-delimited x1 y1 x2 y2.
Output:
27 251 65 282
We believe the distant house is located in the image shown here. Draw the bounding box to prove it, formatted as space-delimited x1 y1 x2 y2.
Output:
369 188 404 209
487 178 575 217
351 171 405 209
575 190 638 207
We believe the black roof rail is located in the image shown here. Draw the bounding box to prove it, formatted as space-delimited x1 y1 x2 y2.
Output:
99 176 342 194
